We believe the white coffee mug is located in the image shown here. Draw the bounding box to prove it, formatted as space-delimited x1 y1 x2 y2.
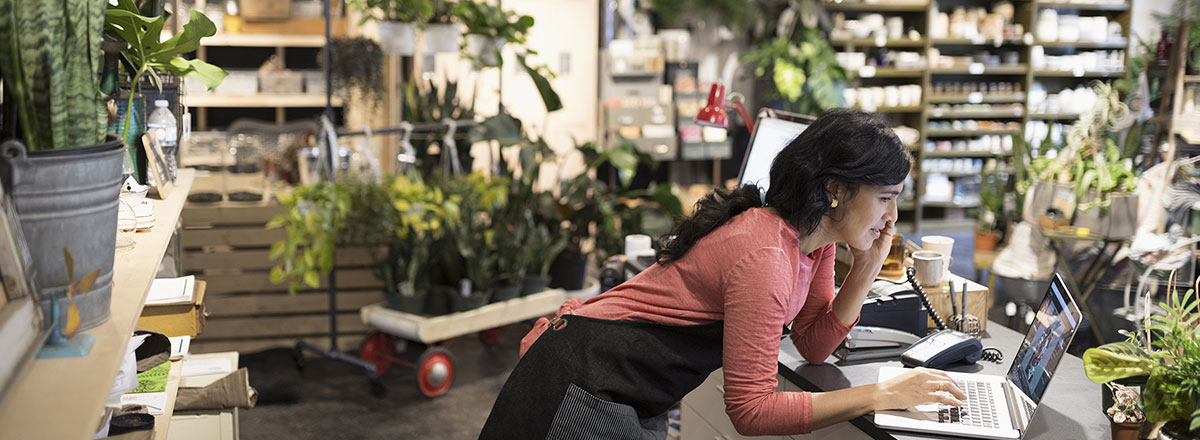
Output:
922 235 955 274
912 251 945 287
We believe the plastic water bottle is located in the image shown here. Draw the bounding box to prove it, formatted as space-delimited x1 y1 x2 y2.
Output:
147 99 177 181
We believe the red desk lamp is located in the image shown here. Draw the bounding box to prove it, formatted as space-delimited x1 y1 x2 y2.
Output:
694 83 754 134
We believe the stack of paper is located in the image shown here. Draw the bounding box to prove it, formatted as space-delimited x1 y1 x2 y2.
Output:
146 275 195 306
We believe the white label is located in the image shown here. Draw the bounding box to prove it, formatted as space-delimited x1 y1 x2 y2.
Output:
968 63 985 75
859 65 877 78
967 92 983 104
460 278 472 297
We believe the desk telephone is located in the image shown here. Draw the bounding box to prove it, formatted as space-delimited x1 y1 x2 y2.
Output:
848 268 1001 369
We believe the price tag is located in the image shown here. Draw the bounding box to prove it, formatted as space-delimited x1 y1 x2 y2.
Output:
859 65 877 78
875 34 887 47
968 63 985 75
967 92 983 104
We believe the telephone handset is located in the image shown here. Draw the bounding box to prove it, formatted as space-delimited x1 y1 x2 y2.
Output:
898 267 986 369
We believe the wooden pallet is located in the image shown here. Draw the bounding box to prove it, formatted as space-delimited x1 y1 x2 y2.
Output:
183 200 384 354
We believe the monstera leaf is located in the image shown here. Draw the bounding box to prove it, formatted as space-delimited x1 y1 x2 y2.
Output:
1083 341 1156 384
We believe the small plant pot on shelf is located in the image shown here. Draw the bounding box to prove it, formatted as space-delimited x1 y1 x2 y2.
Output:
1109 420 1143 440
424 23 462 53
377 21 416 55
549 250 588 290
384 291 427 315
521 275 551 296
975 230 999 252
464 34 503 66
450 289 492 313
491 283 522 303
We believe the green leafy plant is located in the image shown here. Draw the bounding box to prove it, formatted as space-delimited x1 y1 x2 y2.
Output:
347 0 433 25
429 0 458 23
437 172 508 291
978 166 1006 233
741 30 846 116
1025 81 1139 212
404 74 476 175
0 0 108 151
1083 270 1200 433
453 0 561 113
267 183 352 294
325 37 385 107
646 0 750 30
104 0 226 141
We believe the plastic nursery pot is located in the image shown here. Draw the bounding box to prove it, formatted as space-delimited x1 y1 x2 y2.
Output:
450 289 492 313
521 275 551 296
425 285 453 316
1109 420 1143 440
384 291 428 315
491 283 522 303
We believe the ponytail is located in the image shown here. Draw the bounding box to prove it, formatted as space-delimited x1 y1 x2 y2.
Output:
656 184 764 264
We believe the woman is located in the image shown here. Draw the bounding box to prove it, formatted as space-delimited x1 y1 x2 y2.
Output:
479 109 967 438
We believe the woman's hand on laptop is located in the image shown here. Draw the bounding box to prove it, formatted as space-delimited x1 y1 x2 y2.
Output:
875 367 966 410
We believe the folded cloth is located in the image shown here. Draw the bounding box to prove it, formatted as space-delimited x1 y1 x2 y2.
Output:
176 368 258 411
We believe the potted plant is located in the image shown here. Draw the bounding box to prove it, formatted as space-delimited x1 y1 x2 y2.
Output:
1082 270 1200 439
1104 382 1146 440
387 173 454 314
976 165 1006 252
0 0 219 333
326 37 386 108
438 172 507 312
424 0 462 53
453 0 562 114
348 0 433 55
403 74 476 176
740 6 847 116
1022 81 1139 239
267 183 352 294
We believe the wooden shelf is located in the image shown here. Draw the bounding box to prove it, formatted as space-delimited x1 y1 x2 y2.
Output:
153 360 183 440
923 201 981 208
930 65 1029 75
856 106 923 113
832 38 926 47
184 94 342 108
1032 69 1125 78
1029 113 1084 120
899 200 917 211
0 169 195 440
1036 1 1129 11
849 67 926 79
923 150 1011 158
1036 40 1128 49
926 129 1020 137
931 38 1027 47
820 1 928 11
928 109 1025 118
927 93 1025 104
202 33 327 47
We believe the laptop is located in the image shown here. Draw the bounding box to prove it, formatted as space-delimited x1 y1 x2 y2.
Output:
736 109 815 192
874 273 1083 439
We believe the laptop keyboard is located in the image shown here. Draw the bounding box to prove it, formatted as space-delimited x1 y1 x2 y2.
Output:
936 379 1000 429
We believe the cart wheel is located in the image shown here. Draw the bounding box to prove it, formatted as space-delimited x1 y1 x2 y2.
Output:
359 332 395 375
369 378 388 398
479 327 503 345
416 347 455 398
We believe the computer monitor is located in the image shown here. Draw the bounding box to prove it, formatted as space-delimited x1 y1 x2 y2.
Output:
736 109 815 193
1006 273 1082 405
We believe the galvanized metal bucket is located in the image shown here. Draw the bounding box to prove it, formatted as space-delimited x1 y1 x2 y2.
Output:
0 137 125 333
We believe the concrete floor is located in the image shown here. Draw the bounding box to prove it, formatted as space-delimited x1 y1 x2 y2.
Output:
238 230 981 439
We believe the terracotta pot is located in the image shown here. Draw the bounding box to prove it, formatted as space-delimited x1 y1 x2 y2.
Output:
975 230 999 251
1110 420 1143 440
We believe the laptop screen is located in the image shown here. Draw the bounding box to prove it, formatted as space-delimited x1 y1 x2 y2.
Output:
1005 274 1082 405
737 114 811 193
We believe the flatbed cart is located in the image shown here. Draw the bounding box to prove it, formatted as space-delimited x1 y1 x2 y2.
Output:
357 289 568 397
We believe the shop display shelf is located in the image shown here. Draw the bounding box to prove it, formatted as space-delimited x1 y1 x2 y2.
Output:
1036 1 1129 11
184 94 343 108
923 150 1012 158
927 109 1025 119
0 170 195 440
201 33 327 47
930 65 1029 75
898 200 917 211
832 38 926 48
922 201 982 209
848 67 926 79
926 129 1020 137
930 38 1028 47
1029 113 1085 120
1036 40 1128 49
1031 69 1125 78
820 2 929 12
857 106 923 113
927 93 1025 104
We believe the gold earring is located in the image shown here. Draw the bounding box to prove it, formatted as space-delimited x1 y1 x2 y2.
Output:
831 198 839 208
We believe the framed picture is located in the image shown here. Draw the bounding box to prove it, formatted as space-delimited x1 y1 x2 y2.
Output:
0 182 44 401
142 133 175 199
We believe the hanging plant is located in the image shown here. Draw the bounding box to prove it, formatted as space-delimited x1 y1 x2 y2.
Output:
324 37 386 108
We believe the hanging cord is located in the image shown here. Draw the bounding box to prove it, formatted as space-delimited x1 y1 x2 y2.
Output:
439 118 462 176
396 122 417 175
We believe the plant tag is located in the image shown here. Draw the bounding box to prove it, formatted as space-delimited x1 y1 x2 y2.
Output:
859 65 877 78
968 63 985 75
460 279 472 298
968 92 983 104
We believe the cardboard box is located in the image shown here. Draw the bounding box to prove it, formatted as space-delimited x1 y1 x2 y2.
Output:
239 0 291 21
138 281 207 337
225 17 348 35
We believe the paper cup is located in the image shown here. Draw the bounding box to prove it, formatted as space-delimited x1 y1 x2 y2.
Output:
922 235 955 273
912 250 945 287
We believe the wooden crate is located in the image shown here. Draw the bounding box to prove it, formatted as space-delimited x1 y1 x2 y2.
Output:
921 274 990 332
183 200 384 354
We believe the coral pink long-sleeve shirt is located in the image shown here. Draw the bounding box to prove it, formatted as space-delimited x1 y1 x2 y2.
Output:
519 207 857 436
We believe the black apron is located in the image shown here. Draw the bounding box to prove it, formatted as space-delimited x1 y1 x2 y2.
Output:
478 315 725 439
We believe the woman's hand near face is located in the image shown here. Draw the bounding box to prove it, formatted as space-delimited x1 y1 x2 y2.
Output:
848 220 893 281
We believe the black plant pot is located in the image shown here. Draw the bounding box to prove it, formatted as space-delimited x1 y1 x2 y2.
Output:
425 285 453 316
521 275 551 296
1160 421 1200 440
548 250 588 290
491 282 521 303
450 289 491 312
384 291 427 315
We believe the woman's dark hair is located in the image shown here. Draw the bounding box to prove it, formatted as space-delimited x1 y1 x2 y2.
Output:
656 108 912 264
